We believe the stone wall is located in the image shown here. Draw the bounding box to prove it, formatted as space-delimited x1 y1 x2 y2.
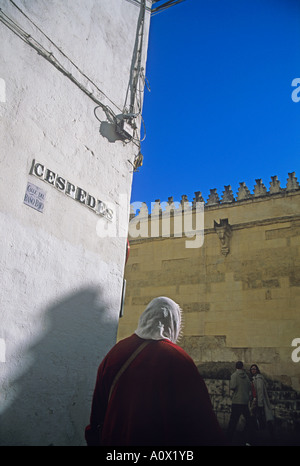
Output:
118 174 300 394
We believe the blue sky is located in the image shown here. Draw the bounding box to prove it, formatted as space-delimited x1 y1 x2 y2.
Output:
131 0 300 209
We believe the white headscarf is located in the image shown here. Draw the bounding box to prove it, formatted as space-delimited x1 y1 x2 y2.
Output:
134 297 182 343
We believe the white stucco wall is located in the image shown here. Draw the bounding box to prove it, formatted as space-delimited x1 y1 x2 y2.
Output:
0 0 151 445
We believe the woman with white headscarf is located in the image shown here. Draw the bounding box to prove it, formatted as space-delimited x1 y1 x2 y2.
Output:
85 297 225 446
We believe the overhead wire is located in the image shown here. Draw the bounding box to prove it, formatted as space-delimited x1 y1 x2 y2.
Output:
0 0 185 157
0 1 151 166
123 0 147 116
122 0 149 159
0 8 121 125
124 0 152 12
8 0 123 115
151 0 186 16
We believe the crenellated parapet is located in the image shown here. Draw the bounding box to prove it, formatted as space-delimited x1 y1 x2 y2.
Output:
131 172 300 218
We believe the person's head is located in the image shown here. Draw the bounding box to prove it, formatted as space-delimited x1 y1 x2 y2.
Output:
135 296 182 343
235 361 244 370
250 364 260 375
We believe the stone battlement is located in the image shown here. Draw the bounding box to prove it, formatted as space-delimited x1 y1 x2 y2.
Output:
130 172 300 218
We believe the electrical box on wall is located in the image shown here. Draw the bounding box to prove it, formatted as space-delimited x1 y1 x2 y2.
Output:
116 115 136 140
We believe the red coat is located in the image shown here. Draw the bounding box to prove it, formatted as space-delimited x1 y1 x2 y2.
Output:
85 334 225 446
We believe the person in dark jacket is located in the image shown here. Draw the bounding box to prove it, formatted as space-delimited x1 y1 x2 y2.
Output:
85 297 226 446
227 361 252 444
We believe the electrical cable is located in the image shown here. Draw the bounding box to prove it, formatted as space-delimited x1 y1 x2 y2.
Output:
0 8 120 124
123 0 147 114
120 0 149 151
151 0 186 16
9 0 123 114
125 0 151 11
0 2 149 160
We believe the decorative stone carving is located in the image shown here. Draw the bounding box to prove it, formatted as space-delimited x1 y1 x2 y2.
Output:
269 176 281 194
129 172 299 221
286 172 300 191
138 202 148 218
166 196 180 214
254 179 267 197
193 191 204 207
236 182 252 201
180 194 189 207
207 188 220 206
151 199 161 216
221 185 235 204
214 218 232 256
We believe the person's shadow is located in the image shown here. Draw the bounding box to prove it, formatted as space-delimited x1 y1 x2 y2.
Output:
0 287 117 446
